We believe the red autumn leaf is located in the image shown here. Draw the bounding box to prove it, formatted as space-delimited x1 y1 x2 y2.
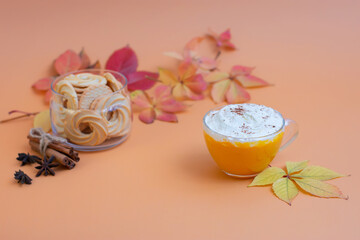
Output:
230 65 269 88
158 61 207 101
32 77 54 104
44 90 52 103
156 111 178 122
105 46 138 76
130 85 186 124
127 71 158 91
207 28 236 50
164 37 218 71
184 37 218 71
205 65 268 104
32 77 53 91
54 50 82 75
79 48 91 69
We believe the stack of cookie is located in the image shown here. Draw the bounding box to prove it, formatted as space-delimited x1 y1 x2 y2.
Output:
52 72 131 146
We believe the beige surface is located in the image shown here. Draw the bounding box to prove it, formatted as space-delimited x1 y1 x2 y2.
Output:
1 0 359 239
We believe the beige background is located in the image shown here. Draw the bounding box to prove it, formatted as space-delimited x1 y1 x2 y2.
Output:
1 0 359 239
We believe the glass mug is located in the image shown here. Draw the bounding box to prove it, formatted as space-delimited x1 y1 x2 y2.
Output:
50 69 132 151
203 104 298 177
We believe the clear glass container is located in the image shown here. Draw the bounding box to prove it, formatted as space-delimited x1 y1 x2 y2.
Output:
50 69 132 151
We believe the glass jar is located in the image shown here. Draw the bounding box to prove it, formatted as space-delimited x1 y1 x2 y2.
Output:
50 69 132 151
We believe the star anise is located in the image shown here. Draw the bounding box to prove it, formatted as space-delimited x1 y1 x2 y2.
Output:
14 170 32 184
16 153 41 166
35 155 59 177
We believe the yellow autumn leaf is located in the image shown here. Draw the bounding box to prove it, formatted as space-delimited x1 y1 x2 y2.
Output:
158 68 178 86
205 71 229 83
293 178 348 199
172 83 187 101
286 160 308 174
33 109 51 132
292 165 347 181
272 178 298 205
248 167 286 186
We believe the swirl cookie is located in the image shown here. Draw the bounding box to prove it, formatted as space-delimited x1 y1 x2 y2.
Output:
51 106 72 138
104 72 123 92
79 85 112 109
65 73 107 87
90 93 131 137
54 80 78 109
64 110 108 146
73 86 87 93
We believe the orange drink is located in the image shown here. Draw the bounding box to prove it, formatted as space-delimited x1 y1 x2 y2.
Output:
203 104 298 177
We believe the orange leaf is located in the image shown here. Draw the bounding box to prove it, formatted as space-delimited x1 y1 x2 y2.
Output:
178 61 197 81
184 74 207 94
158 68 178 86
159 63 206 101
183 85 204 100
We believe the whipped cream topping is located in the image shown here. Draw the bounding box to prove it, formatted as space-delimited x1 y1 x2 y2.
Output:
205 104 284 139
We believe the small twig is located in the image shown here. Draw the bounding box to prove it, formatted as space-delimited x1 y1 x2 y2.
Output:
0 110 39 124
214 51 221 60
8 110 38 115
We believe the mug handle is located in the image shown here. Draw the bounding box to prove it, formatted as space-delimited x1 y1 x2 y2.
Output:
279 119 299 151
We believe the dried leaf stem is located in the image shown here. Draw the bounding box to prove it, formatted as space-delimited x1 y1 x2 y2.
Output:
0 110 39 124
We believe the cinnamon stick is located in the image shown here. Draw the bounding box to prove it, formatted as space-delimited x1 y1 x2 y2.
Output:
29 141 75 169
27 135 79 162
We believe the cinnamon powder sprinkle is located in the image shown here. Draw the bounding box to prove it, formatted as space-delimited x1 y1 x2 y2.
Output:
230 107 245 115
